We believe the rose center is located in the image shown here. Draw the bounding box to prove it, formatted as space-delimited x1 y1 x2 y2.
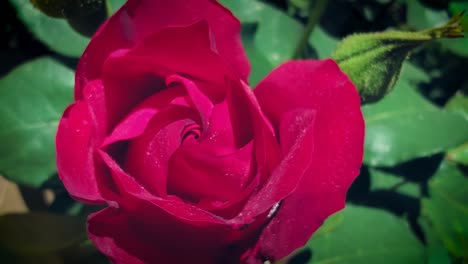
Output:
181 123 201 143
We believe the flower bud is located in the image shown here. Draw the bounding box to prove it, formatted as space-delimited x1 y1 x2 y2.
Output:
332 12 465 104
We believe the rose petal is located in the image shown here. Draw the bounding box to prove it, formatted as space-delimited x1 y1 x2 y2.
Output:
166 74 214 129
168 140 254 202
203 100 242 154
88 204 264 264
233 109 316 225
75 0 249 98
125 108 197 197
56 80 107 202
236 80 281 178
100 22 232 128
99 150 226 224
204 80 255 153
103 70 166 130
253 59 364 259
87 208 155 264
102 85 187 146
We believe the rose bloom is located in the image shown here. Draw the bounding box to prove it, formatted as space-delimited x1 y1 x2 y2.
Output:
56 0 364 263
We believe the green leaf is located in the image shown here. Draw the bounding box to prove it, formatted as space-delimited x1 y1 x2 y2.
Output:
220 0 276 85
307 205 425 264
369 169 420 198
399 63 431 85
241 24 274 87
0 213 87 254
419 217 452 264
254 7 303 66
446 143 468 166
220 0 303 66
450 2 468 30
9 0 90 57
363 79 468 167
446 92 468 121
446 93 468 165
422 161 468 257
219 0 267 24
288 0 310 11
0 58 74 187
311 209 345 237
106 0 126 16
439 37 468 58
407 0 448 30
308 26 339 59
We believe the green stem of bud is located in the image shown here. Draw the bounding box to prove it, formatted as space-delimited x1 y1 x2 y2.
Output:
332 12 465 104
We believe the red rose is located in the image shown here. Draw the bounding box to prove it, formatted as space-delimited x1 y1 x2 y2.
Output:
56 0 364 263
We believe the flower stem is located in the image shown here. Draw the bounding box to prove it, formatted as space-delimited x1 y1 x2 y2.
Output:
292 0 328 59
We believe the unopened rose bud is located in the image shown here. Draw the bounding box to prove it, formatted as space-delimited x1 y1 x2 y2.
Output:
332 12 465 104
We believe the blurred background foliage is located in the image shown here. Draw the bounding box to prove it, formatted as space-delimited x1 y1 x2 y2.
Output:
0 0 467 263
